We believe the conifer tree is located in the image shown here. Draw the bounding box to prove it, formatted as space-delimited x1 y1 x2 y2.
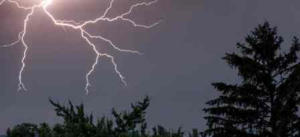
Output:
202 22 300 137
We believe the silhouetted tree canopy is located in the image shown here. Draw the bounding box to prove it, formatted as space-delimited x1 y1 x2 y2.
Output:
6 96 196 137
202 22 300 137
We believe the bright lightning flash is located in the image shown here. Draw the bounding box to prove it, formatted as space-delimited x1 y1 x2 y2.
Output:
1 0 160 94
43 0 52 6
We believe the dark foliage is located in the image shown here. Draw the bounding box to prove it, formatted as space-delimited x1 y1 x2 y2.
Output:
202 22 300 137
7 97 198 137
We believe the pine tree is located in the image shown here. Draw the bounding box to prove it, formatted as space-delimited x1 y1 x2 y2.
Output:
202 22 300 137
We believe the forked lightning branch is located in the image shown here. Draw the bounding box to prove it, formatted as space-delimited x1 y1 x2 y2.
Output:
0 0 160 94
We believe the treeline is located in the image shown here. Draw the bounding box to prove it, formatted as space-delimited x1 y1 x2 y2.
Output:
6 22 300 137
7 97 198 137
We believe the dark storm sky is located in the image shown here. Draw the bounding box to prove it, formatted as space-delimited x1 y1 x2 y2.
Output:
1 0 300 134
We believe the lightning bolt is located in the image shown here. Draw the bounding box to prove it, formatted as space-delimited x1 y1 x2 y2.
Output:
0 0 160 94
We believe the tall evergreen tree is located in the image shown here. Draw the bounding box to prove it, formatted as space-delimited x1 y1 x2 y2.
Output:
202 22 300 137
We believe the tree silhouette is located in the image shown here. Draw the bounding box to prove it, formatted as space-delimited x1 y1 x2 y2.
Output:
202 22 300 137
112 96 149 136
6 96 188 137
6 123 37 137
